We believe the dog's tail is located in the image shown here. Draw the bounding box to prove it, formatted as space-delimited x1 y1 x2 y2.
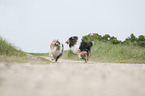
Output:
91 41 94 45
88 41 94 56
89 41 94 48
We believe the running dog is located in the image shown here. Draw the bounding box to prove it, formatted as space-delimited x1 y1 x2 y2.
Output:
49 40 64 62
66 36 94 62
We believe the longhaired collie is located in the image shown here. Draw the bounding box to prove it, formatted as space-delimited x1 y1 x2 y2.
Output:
49 40 64 62
66 36 94 62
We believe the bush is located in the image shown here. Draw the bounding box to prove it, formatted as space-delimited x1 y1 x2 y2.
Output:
82 33 144 47
102 34 110 41
137 35 145 47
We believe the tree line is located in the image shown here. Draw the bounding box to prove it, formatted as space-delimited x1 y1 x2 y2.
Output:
82 33 145 47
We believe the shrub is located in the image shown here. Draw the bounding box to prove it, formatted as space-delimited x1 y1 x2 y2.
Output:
137 35 145 47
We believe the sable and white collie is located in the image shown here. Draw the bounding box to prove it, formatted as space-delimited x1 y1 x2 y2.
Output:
49 40 64 62
66 36 94 62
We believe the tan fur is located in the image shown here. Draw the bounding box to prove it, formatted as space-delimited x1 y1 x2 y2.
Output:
50 42 55 49
77 51 88 62
50 41 60 50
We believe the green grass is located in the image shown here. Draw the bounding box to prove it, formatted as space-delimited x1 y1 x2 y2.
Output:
28 53 51 63
0 36 50 63
0 36 31 63
90 40 145 63
29 53 49 57
0 36 26 56
37 57 51 63
63 40 145 63
62 50 79 60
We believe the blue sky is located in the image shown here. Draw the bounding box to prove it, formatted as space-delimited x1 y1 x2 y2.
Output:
0 0 145 53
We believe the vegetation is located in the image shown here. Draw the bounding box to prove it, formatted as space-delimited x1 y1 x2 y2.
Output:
82 33 145 47
64 33 145 63
29 53 49 57
0 36 29 63
1 33 144 64
0 36 50 63
62 50 79 60
0 36 26 56
90 40 145 63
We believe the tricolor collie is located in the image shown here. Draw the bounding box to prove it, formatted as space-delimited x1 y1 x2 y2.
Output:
49 40 64 62
66 36 94 62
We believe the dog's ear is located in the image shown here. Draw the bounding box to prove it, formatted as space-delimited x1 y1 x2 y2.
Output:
57 39 60 44
91 41 94 45
53 40 56 42
72 36 77 39
72 37 74 40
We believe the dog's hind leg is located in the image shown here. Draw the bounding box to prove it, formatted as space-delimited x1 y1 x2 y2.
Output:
85 53 88 63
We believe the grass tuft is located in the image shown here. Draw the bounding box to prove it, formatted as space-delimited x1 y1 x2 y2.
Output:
29 53 49 57
0 36 26 56
0 36 51 63
90 40 145 63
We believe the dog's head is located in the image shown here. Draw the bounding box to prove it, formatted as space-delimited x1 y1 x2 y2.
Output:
50 40 60 49
66 36 79 47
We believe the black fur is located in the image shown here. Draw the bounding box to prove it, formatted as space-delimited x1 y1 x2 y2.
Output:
66 36 94 56
79 40 94 56
68 36 78 48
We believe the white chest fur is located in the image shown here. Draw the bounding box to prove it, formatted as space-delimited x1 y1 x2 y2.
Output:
70 39 81 54
50 44 63 57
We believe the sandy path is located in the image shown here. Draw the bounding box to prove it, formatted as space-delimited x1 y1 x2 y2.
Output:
0 58 145 96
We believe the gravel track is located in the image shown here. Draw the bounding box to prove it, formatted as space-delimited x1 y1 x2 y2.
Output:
0 58 145 96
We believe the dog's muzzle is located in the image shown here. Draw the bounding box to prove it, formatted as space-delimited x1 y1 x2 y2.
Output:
55 43 59 46
65 40 70 44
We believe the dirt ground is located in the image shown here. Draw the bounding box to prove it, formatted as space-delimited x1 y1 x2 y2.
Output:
0 58 145 96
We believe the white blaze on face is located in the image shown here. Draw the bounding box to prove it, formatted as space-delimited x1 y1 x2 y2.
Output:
70 38 81 54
